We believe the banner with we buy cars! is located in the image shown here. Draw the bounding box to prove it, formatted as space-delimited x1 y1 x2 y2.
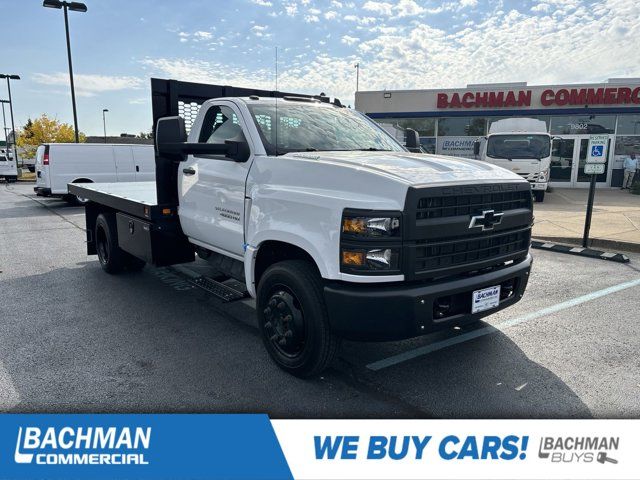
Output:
0 415 637 479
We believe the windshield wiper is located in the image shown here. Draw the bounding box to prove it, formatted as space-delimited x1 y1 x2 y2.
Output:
356 147 391 151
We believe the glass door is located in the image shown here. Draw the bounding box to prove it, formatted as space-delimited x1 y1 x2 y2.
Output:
575 136 611 187
550 135 612 187
550 138 575 184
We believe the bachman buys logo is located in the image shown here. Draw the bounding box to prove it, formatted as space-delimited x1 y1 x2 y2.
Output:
15 426 151 465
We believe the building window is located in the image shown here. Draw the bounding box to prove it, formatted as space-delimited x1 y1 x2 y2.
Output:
616 114 640 135
614 136 640 156
374 117 436 136
437 117 486 136
549 115 615 134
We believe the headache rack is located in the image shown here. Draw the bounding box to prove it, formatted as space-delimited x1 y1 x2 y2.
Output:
150 78 341 206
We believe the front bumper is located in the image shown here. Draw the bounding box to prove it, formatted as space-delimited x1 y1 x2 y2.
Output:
324 253 532 341
530 182 547 191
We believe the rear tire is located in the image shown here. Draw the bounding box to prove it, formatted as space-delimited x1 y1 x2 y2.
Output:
533 191 545 202
257 260 339 378
95 213 146 274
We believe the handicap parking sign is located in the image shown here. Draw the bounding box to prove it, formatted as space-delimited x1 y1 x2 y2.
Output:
591 145 604 157
587 135 608 163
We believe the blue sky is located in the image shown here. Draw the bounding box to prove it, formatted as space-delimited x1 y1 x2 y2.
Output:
2 0 638 136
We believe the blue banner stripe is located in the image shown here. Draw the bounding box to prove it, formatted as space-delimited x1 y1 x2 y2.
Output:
0 414 293 480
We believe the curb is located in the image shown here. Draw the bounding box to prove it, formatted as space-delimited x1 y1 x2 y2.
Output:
531 240 630 263
533 235 640 254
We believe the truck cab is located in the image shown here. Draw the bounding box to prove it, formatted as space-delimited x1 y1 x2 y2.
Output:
474 118 551 202
70 79 534 377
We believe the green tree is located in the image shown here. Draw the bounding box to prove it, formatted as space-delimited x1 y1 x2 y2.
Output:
16 114 85 159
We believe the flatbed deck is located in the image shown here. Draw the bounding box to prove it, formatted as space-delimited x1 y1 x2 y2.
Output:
68 182 175 221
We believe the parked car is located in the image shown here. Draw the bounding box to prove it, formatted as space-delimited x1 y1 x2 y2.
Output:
0 148 18 182
34 143 155 204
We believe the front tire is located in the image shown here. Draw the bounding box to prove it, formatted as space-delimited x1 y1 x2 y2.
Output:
257 260 339 377
534 190 545 202
95 213 145 274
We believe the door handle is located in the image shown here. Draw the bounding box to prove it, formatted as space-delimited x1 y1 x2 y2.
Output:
182 167 196 175
135 165 139 172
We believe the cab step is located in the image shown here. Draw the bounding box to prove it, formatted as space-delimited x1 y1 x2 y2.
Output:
191 275 248 302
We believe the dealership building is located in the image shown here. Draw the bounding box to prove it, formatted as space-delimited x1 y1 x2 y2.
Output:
355 79 640 188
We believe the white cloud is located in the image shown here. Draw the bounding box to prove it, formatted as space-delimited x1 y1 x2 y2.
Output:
331 0 344 7
324 10 338 19
531 2 552 12
142 0 640 108
251 25 269 37
341 35 360 45
33 73 143 97
394 0 426 17
362 1 394 15
251 0 272 5
459 0 478 8
193 31 213 40
344 14 377 25
284 3 297 15
304 14 320 22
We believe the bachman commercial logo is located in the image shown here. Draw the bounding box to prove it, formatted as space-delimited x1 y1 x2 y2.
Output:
14 426 151 465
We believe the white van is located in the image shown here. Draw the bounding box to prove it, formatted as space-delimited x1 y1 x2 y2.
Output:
34 143 155 204
0 148 18 183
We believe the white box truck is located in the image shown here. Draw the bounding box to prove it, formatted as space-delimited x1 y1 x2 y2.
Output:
34 143 155 204
70 79 533 377
474 118 551 202
0 147 18 182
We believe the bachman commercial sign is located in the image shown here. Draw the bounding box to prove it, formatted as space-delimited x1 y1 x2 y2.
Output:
436 86 640 109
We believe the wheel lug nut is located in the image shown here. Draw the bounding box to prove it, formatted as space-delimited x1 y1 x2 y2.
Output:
284 314 292 322
284 330 293 338
264 322 272 329
277 302 286 311
269 299 277 307
269 334 279 342
278 338 287 346
264 307 271 316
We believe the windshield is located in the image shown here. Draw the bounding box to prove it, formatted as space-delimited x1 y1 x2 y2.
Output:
486 134 551 160
248 103 405 155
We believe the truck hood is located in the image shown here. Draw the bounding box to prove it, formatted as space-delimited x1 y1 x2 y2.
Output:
287 151 525 186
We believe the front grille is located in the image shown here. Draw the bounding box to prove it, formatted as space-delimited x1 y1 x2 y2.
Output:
416 190 531 220
406 183 533 279
414 227 530 274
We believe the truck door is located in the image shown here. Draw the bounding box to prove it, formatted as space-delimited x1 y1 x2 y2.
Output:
178 102 253 257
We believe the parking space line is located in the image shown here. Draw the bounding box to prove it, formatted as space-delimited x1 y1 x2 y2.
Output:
366 277 640 372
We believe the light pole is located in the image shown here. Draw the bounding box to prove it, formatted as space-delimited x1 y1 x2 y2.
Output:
0 100 9 145
0 75 20 164
43 0 87 143
102 109 109 143
354 63 360 92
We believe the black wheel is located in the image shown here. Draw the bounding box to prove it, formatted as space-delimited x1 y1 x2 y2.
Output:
28 167 35 173
95 213 145 274
533 190 545 202
66 193 89 206
257 260 339 377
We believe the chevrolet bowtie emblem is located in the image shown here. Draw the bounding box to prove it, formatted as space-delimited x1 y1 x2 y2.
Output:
469 209 504 231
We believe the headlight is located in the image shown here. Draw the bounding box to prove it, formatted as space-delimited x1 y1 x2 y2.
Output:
341 247 400 271
538 169 549 182
342 215 401 237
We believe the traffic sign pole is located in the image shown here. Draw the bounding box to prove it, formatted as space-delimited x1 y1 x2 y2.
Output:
581 134 609 248
582 173 597 248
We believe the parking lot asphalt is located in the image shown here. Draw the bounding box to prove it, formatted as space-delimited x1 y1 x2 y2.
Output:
1 182 639 418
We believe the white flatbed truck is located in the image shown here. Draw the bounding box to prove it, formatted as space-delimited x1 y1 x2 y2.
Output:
70 79 533 377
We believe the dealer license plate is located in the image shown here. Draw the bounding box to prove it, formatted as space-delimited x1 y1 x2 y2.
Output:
472 285 501 314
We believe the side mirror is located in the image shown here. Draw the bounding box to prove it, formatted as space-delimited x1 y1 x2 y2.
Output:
405 128 421 153
156 116 188 160
473 140 480 156
156 115 251 161
225 130 251 162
